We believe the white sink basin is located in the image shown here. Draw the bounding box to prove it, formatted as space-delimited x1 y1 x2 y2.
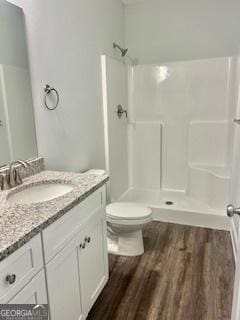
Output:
8 183 74 205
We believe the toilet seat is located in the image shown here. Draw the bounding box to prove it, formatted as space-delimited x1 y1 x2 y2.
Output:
106 202 152 223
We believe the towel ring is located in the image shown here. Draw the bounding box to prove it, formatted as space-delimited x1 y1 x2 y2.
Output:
44 84 59 110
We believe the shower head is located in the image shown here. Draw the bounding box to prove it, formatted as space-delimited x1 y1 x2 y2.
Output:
121 48 128 57
113 43 128 57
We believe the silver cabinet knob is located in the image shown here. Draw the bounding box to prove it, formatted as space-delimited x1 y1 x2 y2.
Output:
85 237 91 243
80 243 86 249
227 204 240 217
6 274 16 285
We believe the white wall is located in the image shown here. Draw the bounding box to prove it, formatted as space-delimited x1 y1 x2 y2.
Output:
10 0 125 171
125 0 240 64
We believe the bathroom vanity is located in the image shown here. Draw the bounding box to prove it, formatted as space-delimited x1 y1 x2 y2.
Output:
0 169 109 320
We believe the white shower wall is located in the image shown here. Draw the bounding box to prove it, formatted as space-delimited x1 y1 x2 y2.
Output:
101 56 129 202
128 57 235 197
102 55 237 229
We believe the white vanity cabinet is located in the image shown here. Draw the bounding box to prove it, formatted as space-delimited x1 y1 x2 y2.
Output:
43 186 108 320
0 185 108 320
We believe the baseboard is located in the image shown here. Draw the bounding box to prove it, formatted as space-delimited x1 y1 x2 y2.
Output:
230 219 237 264
152 207 230 231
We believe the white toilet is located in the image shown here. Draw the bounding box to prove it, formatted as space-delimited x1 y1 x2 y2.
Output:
106 202 152 256
84 170 153 256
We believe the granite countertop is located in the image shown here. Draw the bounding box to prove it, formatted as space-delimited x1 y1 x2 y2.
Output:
0 170 109 262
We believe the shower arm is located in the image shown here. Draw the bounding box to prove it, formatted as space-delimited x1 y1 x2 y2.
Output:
113 43 128 57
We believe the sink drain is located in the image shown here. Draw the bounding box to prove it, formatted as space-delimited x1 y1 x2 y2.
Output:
165 201 174 205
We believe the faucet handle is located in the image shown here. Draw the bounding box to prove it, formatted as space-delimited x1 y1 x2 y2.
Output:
8 167 17 188
8 160 29 188
0 173 9 190
9 167 23 187
0 175 3 190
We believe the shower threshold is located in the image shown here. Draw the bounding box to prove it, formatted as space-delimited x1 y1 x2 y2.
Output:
119 188 229 231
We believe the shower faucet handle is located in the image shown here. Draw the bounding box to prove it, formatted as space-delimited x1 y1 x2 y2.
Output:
116 105 127 119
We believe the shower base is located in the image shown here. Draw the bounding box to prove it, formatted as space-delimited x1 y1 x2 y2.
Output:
119 188 229 230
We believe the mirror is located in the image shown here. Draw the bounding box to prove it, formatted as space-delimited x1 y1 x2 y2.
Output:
0 0 37 167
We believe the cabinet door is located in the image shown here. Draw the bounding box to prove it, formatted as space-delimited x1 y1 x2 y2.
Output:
8 271 47 304
46 239 84 320
78 212 108 315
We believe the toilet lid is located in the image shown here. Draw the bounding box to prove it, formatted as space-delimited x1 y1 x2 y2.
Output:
106 202 152 220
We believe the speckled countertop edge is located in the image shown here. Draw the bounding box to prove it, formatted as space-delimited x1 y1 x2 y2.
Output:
0 170 109 262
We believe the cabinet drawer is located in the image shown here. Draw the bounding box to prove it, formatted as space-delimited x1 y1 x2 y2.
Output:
0 234 43 301
8 270 47 304
42 186 106 263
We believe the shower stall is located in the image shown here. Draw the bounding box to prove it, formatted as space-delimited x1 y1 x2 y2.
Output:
101 55 239 230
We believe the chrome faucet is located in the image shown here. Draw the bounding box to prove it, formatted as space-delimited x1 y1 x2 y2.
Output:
8 160 28 188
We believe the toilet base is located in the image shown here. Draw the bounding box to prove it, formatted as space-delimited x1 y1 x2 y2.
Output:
107 230 144 256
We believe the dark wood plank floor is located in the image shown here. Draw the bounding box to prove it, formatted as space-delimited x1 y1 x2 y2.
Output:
87 221 234 320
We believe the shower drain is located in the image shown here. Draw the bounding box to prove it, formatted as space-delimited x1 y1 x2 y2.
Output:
165 201 174 205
